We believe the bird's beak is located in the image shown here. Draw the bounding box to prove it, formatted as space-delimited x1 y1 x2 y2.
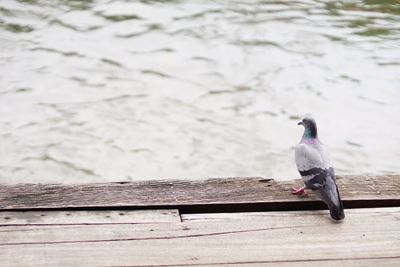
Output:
298 121 303 126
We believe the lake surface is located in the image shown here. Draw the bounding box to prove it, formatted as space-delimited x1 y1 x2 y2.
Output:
1 0 399 183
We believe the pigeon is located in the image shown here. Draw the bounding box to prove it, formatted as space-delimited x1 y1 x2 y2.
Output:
293 115 345 221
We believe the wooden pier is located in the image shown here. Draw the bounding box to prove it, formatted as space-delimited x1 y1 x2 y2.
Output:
0 175 399 266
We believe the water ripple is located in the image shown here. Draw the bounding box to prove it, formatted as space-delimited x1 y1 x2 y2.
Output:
0 0 399 183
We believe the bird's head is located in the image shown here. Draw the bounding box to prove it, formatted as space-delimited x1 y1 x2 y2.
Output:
298 115 316 127
298 115 318 139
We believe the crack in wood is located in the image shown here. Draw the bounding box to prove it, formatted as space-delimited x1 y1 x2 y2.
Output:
0 224 315 246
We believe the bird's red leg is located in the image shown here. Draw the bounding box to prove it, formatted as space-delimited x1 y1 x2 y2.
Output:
291 185 307 196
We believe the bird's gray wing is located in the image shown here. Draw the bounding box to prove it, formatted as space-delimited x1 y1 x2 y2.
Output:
295 144 326 173
295 144 329 190
303 168 328 190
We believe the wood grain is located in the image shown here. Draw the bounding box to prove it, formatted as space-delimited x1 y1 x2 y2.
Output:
0 209 180 225
0 207 399 266
0 175 399 211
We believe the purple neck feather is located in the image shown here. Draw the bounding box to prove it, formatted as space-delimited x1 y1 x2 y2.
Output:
300 138 318 144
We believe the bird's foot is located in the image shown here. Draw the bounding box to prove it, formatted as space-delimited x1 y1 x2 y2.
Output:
291 186 307 196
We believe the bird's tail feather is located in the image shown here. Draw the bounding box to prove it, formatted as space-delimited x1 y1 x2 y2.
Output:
318 183 345 221
329 186 345 220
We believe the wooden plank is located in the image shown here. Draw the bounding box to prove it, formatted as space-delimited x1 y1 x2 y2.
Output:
0 207 399 266
0 210 180 225
0 175 399 211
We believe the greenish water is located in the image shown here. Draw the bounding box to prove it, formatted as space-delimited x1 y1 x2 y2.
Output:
1 0 399 183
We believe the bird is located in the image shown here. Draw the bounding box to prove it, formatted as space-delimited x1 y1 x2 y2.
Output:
292 115 345 221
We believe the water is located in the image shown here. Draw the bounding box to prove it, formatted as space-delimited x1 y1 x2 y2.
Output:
1 0 399 184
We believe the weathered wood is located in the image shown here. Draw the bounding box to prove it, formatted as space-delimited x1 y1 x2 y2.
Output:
0 207 399 266
0 175 399 211
172 260 400 267
0 210 180 225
